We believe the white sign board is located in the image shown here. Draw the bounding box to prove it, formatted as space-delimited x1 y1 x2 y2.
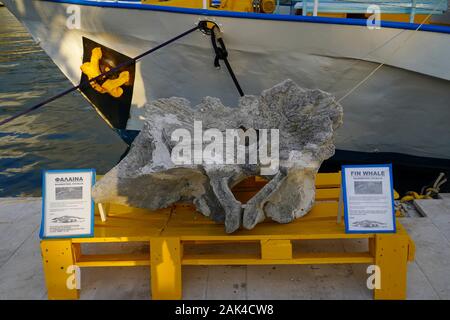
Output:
342 164 396 233
40 169 95 238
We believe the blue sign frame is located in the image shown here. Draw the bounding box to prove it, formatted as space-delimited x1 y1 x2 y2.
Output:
40 169 96 239
341 164 396 234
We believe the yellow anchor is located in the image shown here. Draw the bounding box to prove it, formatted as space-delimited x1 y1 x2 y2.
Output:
80 47 130 98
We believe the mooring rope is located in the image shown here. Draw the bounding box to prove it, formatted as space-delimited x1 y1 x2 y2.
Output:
336 0 447 104
208 24 245 97
0 23 243 127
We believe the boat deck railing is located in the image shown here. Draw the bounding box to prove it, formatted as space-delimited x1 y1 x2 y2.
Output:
289 0 447 21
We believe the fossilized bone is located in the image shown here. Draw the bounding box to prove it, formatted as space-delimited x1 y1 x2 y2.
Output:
93 80 343 233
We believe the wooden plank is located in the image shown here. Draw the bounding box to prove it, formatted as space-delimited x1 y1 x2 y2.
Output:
233 189 340 203
168 202 340 230
230 172 341 189
292 252 374 264
172 202 339 222
316 188 340 201
163 203 376 240
73 236 153 243
261 239 292 260
72 207 171 243
166 208 405 241
76 254 150 267
97 203 108 222
83 199 376 241
182 252 373 265
162 221 373 240
87 172 342 243
315 172 341 188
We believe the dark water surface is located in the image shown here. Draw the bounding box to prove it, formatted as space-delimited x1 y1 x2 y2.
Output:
0 8 127 196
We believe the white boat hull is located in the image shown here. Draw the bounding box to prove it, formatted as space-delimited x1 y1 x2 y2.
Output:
3 0 450 162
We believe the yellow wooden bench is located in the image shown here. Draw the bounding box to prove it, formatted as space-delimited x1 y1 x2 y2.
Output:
40 172 415 300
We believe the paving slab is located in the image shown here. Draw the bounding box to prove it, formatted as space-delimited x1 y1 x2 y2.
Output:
80 267 150 300
438 194 450 200
247 265 322 299
406 262 440 299
413 199 450 243
0 227 46 300
401 217 450 299
0 198 41 267
182 266 209 299
204 266 248 300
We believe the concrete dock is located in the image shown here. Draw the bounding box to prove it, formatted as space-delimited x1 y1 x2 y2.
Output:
0 197 449 300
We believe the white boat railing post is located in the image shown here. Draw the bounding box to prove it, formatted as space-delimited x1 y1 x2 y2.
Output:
203 0 208 9
303 0 308 16
409 0 417 23
313 0 319 16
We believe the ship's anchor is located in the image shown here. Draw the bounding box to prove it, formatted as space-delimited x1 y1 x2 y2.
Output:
0 23 244 126
80 47 130 98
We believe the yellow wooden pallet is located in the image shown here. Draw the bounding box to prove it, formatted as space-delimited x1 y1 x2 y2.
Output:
40 172 415 300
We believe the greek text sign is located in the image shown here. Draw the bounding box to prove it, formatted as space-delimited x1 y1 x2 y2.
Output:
40 169 95 238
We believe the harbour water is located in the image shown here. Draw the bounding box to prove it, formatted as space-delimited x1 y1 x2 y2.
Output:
0 8 127 196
